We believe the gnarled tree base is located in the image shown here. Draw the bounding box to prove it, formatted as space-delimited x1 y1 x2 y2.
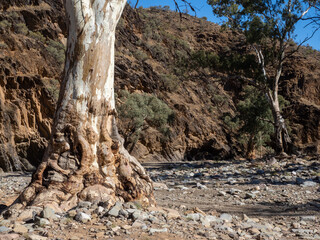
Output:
9 121 154 214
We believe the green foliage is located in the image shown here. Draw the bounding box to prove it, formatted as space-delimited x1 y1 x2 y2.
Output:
42 78 60 101
223 114 240 131
7 11 19 19
207 0 316 64
15 22 28 35
142 17 163 41
237 86 274 140
160 74 179 92
133 49 148 61
29 31 46 43
0 20 11 30
147 44 167 62
118 91 174 147
46 39 65 66
182 50 257 76
189 50 221 69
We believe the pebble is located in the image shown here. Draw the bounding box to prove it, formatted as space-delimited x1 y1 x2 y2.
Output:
220 213 233 222
75 212 91 223
108 202 123 217
78 201 92 209
301 181 318 187
132 220 147 228
0 226 10 233
41 207 57 220
35 217 50 226
13 224 28 234
186 213 201 221
149 228 168 234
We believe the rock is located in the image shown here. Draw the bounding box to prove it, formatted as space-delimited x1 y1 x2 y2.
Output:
148 206 167 215
122 225 132 230
111 226 121 232
77 201 92 209
176 185 189 190
132 210 149 220
132 220 147 228
0 220 11 227
249 228 260 235
0 226 10 233
95 232 105 238
123 202 138 209
300 216 317 221
149 228 168 234
35 217 50 226
75 212 91 223
119 209 129 218
292 222 300 228
164 208 180 220
228 188 242 195
200 215 217 227
68 210 77 218
0 234 20 240
301 181 318 187
13 224 28 234
108 202 123 217
220 213 233 222
17 207 42 221
96 206 104 214
27 234 48 240
196 183 208 189
292 228 315 235
41 207 57 220
218 191 227 196
186 213 201 221
245 192 256 199
153 182 168 190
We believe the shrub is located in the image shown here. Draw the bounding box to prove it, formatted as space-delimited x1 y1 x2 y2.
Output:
46 39 65 66
148 44 167 61
160 74 179 92
29 31 46 43
15 22 28 35
133 49 148 61
42 78 60 101
189 50 221 69
117 91 174 148
0 20 11 30
8 11 19 19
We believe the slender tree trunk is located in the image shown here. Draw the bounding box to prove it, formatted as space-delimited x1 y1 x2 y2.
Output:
268 91 291 154
246 134 256 159
12 0 154 212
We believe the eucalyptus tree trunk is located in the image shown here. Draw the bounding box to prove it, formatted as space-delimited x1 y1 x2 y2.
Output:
268 91 291 154
15 0 154 212
254 46 291 154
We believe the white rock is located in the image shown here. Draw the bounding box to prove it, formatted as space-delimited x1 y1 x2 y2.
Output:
149 228 168 234
75 212 91 223
220 213 233 222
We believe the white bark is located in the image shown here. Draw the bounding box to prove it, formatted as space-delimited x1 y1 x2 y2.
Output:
12 0 155 212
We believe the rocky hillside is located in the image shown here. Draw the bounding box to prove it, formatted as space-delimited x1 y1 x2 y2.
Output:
0 1 319 172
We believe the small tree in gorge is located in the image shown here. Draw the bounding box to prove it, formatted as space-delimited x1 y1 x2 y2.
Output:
207 0 319 154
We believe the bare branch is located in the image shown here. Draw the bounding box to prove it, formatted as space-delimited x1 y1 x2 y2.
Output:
134 0 139 9
284 27 320 60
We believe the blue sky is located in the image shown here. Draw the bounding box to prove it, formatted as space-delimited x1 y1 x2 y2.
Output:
133 0 320 50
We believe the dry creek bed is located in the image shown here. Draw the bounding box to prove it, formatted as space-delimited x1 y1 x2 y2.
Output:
0 156 320 240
